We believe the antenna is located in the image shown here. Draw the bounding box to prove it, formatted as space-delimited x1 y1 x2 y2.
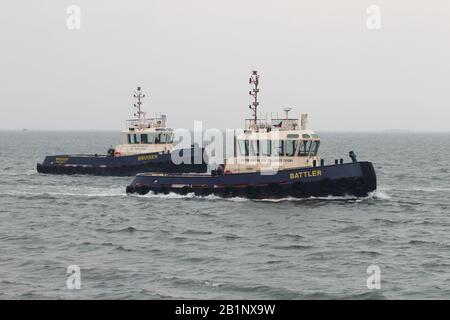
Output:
301 113 308 130
133 86 147 120
283 107 292 119
248 70 260 127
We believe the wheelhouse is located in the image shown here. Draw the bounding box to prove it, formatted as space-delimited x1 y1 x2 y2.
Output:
222 71 322 173
236 133 320 158
113 87 177 156
125 129 174 145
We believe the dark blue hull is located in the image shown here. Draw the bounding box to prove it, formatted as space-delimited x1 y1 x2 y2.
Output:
126 161 377 199
37 147 207 176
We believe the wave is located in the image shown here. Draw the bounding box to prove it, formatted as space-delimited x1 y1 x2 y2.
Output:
371 190 391 200
132 190 391 203
380 186 450 193
1 189 126 199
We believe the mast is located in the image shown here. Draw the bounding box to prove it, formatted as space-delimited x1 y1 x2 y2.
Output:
248 70 260 129
283 107 291 119
133 86 146 120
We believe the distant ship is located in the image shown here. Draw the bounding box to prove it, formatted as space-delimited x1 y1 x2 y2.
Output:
126 71 377 199
36 87 207 176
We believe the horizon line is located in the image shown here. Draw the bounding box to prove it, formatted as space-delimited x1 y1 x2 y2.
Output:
1 128 450 133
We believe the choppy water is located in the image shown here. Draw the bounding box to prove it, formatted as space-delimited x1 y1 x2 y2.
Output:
0 131 449 299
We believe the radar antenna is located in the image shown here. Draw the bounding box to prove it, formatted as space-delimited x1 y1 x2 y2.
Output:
133 86 146 120
283 107 292 119
248 70 260 128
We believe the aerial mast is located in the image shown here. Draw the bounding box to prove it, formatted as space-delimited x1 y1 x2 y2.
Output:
283 107 292 119
248 70 260 129
133 86 146 120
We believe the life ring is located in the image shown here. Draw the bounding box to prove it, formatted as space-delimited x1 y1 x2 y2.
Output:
114 151 121 157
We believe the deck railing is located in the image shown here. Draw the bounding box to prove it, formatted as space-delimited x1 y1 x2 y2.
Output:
126 116 167 129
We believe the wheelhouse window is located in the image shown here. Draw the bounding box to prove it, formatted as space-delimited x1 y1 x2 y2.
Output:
164 132 173 143
310 141 320 156
271 140 284 156
284 140 299 156
141 134 148 143
249 140 258 156
236 139 304 157
127 134 141 144
299 140 313 156
238 140 247 156
260 140 271 156
155 132 173 144
146 133 155 144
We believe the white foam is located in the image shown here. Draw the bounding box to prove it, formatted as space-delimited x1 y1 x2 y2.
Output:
131 191 383 203
371 190 392 200
4 188 126 198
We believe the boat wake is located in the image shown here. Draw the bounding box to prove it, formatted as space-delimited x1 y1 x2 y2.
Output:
1 188 126 199
129 189 391 203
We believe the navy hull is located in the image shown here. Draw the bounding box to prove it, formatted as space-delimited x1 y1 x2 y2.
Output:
37 147 208 176
126 161 377 199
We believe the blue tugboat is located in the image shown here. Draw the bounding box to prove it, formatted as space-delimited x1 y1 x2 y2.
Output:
126 71 377 199
36 87 207 176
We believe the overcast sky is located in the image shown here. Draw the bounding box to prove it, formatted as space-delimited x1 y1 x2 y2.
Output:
0 0 449 131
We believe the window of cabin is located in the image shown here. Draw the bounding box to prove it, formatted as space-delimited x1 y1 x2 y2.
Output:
146 133 155 144
155 133 162 144
155 132 172 144
310 141 320 156
272 140 284 156
238 140 248 156
260 140 271 156
284 140 299 156
299 140 313 156
141 134 148 143
244 140 250 156
128 134 140 144
249 140 258 156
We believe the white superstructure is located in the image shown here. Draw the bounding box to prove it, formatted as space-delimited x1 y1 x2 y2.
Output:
113 87 174 156
224 71 321 174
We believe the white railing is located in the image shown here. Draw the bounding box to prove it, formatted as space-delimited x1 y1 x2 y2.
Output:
126 116 167 129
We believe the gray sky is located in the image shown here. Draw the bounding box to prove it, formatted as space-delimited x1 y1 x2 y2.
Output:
0 0 449 131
